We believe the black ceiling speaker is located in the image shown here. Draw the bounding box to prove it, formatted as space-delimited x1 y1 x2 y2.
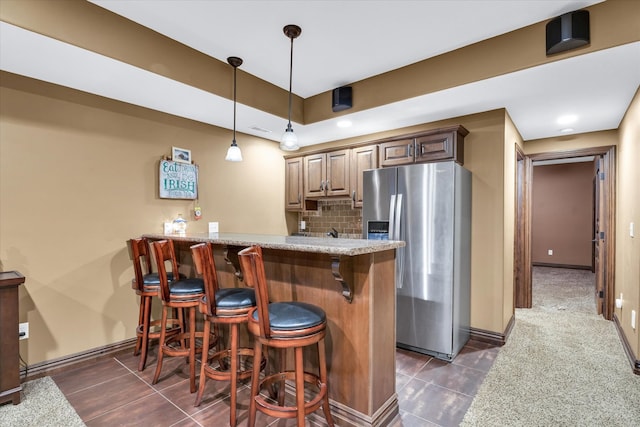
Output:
546 10 590 55
332 86 352 112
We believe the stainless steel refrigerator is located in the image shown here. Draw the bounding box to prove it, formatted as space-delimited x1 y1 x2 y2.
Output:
363 161 471 361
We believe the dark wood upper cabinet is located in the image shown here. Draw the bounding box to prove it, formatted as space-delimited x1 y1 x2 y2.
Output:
304 149 350 198
379 125 468 167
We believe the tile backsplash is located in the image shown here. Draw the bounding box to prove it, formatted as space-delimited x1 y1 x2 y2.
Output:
298 199 362 239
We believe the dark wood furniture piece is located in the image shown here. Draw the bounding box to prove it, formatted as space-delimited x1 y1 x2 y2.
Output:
238 245 335 427
128 238 181 371
151 239 208 393
0 271 26 405
191 242 261 426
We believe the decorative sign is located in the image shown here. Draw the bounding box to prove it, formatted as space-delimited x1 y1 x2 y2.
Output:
159 159 198 199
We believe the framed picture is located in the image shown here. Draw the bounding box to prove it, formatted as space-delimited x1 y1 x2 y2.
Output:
172 146 191 164
159 159 198 199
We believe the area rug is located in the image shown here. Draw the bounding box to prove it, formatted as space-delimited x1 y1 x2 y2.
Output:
0 376 85 427
461 268 640 426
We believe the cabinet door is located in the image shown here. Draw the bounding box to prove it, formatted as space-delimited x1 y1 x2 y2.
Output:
379 139 414 167
285 157 304 210
350 145 378 208
415 131 461 164
304 153 327 198
325 149 350 197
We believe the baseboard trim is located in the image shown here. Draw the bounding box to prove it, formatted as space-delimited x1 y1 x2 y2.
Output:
469 315 515 347
612 313 640 375
532 262 592 271
21 338 137 381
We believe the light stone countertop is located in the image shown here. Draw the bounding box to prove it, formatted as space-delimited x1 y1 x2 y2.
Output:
142 232 404 256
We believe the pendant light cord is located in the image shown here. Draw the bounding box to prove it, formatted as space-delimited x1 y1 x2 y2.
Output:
233 64 237 143
287 35 294 127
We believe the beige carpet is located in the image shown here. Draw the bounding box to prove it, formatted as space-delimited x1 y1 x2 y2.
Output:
461 267 640 426
0 376 85 427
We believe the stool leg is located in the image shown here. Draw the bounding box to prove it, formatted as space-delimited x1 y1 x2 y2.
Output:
152 305 169 385
295 346 305 427
138 295 153 371
318 339 335 427
194 317 211 407
248 340 263 427
277 348 286 406
188 306 197 393
229 323 239 427
133 295 145 356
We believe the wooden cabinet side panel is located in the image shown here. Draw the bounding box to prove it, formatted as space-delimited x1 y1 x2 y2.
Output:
284 157 303 210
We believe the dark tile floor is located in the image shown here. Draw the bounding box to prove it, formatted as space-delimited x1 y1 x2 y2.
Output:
52 339 498 426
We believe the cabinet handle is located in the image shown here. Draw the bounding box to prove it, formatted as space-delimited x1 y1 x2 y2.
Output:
320 181 324 191
326 180 330 191
298 193 301 203
408 143 414 157
352 191 356 201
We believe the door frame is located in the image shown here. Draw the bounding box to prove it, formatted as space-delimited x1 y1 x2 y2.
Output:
515 145 616 319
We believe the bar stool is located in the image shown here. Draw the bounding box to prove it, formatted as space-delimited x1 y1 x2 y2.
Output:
191 243 263 426
128 237 182 371
151 239 209 393
238 245 335 427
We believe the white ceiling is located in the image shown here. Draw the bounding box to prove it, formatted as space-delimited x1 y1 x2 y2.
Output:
1 0 639 148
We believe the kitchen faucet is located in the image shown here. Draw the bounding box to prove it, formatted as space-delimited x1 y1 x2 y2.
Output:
327 227 339 238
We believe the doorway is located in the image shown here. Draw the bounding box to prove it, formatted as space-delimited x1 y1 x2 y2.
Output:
515 145 616 320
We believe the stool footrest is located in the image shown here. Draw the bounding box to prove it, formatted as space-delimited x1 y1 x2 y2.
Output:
162 331 215 357
202 347 259 382
255 372 328 418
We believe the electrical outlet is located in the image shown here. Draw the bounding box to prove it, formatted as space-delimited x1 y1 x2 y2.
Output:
19 322 29 340
208 222 219 233
300 220 306 230
632 310 637 330
547 249 553 256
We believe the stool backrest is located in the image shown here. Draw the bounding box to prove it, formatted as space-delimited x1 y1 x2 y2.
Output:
151 239 179 302
129 238 153 292
238 245 271 338
190 242 220 317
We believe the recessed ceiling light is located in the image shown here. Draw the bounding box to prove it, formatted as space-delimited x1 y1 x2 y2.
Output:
337 120 352 128
557 114 578 125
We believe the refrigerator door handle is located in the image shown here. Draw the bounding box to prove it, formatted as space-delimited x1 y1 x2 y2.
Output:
394 194 404 289
394 194 403 240
388 194 397 240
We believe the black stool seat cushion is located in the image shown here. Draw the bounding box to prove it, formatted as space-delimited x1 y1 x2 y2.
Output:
143 272 184 286
253 302 326 331
169 278 204 295
215 288 256 309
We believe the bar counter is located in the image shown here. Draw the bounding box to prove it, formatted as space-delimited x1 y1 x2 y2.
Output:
143 232 403 427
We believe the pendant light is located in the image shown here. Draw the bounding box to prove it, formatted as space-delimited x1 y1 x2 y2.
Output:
225 56 243 162
280 25 301 151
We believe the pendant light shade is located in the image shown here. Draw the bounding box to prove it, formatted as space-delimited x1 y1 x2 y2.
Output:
225 56 243 162
280 25 301 151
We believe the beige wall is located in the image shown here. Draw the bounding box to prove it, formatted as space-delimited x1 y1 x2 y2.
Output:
1 73 287 365
616 88 640 360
